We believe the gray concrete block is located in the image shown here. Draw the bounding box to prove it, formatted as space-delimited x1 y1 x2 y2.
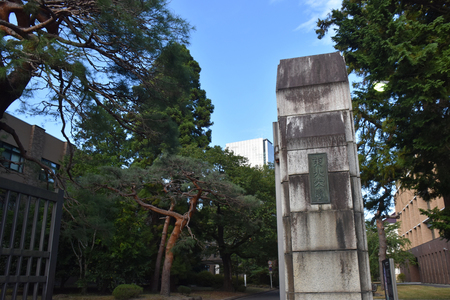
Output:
354 212 368 251
287 293 296 300
278 116 288 150
281 181 291 216
357 250 373 292
289 173 352 212
347 142 360 177
351 176 364 213
288 174 309 212
283 216 293 253
291 211 357 251
292 251 362 293
277 82 351 117
288 134 346 152
329 172 353 210
284 112 347 150
361 291 374 300
343 110 356 142
280 148 289 183
284 253 295 293
276 52 372 299
276 52 348 90
287 146 349 175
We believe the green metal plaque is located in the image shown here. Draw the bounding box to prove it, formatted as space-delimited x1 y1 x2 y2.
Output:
308 153 330 204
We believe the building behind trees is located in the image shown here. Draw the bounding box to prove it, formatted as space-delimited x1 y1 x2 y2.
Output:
395 188 450 284
0 113 70 189
226 138 274 167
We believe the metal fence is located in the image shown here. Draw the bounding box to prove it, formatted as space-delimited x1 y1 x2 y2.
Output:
0 177 64 300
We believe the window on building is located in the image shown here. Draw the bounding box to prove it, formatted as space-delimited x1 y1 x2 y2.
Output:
1 142 24 172
39 158 59 183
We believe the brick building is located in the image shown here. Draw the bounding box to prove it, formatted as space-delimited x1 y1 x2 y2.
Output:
0 113 71 189
395 187 450 283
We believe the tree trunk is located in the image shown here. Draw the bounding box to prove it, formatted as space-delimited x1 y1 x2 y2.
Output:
160 218 184 297
130 185 201 297
443 194 450 211
376 217 387 290
221 252 234 292
80 258 88 294
151 214 171 292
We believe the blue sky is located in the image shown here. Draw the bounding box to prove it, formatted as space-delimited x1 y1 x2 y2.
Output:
168 0 341 148
7 0 342 148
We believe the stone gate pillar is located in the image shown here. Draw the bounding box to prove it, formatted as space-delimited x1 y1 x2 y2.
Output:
273 52 373 300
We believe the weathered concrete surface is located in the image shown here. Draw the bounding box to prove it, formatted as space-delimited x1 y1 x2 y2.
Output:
293 251 361 292
290 210 357 251
274 52 373 300
276 53 348 90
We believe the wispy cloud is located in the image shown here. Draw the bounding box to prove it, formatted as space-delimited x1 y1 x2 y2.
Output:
295 0 341 32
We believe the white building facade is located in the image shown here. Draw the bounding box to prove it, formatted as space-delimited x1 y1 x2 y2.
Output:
225 138 274 167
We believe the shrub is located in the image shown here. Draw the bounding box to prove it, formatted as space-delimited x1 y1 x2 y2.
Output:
232 276 246 292
236 285 246 292
213 274 224 289
177 285 192 296
397 273 406 283
232 275 245 286
196 270 215 287
112 284 143 300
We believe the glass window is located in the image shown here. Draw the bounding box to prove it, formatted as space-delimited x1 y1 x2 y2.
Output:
39 158 59 183
1 142 24 172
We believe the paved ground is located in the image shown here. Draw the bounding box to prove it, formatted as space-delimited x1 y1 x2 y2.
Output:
234 283 450 300
239 289 279 299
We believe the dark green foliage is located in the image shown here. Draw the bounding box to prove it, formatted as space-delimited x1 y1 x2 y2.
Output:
196 270 216 287
91 200 157 290
235 285 246 293
177 285 192 296
164 44 214 149
366 221 415 281
170 237 204 285
73 154 254 295
244 264 277 286
180 146 277 290
60 188 117 293
421 208 450 241
73 43 213 169
0 0 194 181
112 284 143 300
58 182 158 292
232 276 245 288
213 274 224 289
317 0 450 234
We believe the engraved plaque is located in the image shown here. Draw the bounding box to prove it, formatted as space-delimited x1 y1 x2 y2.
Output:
308 153 330 204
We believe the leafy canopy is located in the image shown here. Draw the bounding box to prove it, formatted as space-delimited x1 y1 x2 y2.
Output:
317 0 450 202
317 1 450 238
366 221 415 281
0 0 193 179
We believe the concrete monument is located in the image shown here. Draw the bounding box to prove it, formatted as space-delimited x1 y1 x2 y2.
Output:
273 52 373 300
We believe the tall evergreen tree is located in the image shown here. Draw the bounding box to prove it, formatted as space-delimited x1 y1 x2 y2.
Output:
317 0 450 236
73 43 214 168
